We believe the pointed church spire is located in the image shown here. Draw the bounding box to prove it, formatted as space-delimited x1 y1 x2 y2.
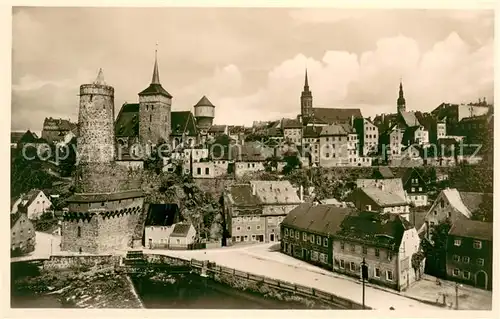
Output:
151 42 160 85
399 78 404 97
94 68 106 85
304 68 309 91
397 78 406 113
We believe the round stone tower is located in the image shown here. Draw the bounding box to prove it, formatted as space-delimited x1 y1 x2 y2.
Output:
77 68 115 166
194 95 215 131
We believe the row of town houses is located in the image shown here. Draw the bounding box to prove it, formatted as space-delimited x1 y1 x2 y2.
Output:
220 167 492 291
11 75 493 176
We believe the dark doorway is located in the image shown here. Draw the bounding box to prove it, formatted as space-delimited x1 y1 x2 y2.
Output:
269 234 275 242
476 271 488 290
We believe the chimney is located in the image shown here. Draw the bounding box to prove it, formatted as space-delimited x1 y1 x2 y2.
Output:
251 183 256 196
299 185 304 202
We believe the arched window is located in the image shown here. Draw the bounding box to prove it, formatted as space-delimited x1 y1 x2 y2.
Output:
77 226 81 237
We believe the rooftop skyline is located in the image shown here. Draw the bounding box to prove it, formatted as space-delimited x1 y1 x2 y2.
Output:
12 7 494 131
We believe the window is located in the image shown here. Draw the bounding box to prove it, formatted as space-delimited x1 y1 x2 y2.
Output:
316 236 321 245
205 167 209 175
197 167 201 175
453 268 460 276
340 260 345 269
247 226 251 230
311 251 319 261
251 235 256 241
256 225 261 230
477 258 485 266
374 268 381 278
350 262 356 271
320 253 327 263
295 232 299 239
77 226 81 237
350 244 355 252
310 234 314 243
303 232 307 241
284 229 288 236
440 199 445 208
388 251 393 260
386 270 394 281
453 255 460 262
419 187 423 192
323 238 328 247
375 248 380 257
340 242 345 250
473 240 482 249
244 235 249 241
463 271 470 279
290 229 294 237
454 239 462 246
411 187 415 192
462 256 470 264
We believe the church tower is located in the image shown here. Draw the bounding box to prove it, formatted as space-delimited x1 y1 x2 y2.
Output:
138 47 172 149
397 80 406 113
301 69 313 118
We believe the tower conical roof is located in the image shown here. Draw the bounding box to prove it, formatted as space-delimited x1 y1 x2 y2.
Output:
151 49 160 84
93 68 106 85
194 95 215 107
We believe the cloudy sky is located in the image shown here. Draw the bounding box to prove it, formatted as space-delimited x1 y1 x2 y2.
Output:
11 7 494 131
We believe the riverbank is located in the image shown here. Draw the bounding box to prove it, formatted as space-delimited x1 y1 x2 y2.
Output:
11 261 143 308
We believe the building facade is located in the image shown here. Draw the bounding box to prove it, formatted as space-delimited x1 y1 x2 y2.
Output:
402 168 428 207
11 212 36 255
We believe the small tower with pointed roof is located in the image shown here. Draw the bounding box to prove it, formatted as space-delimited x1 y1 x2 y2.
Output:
301 69 313 119
193 95 215 131
138 46 172 148
397 80 406 114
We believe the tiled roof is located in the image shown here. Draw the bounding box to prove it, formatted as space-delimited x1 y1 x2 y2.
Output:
320 123 349 136
335 211 411 250
115 103 140 137
227 184 262 207
282 118 302 129
311 107 362 125
208 125 227 133
399 111 421 127
359 187 408 207
441 188 473 219
282 203 353 235
171 111 198 136
372 167 394 179
144 203 179 226
415 112 436 131
11 211 23 228
232 144 266 162
194 95 215 107
459 192 492 214
448 220 493 241
250 180 301 204
303 126 322 138
139 83 172 98
170 223 193 237
18 189 43 210
228 125 246 134
43 117 75 131
402 167 426 186
373 113 399 132
67 190 144 203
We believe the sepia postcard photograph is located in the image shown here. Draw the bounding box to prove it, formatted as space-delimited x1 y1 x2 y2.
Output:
5 1 498 317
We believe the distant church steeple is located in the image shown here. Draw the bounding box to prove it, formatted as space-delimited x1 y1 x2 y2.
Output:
397 79 406 113
151 45 160 85
301 69 313 119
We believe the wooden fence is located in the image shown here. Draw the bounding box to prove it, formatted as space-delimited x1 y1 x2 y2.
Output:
189 258 369 310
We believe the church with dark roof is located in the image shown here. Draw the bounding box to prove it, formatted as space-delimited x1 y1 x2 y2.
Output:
115 49 216 155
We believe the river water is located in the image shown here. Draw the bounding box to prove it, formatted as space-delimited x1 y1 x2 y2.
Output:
11 271 313 309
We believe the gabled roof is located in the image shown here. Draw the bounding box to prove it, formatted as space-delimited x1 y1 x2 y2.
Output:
18 189 43 210
208 125 227 133
227 184 262 207
194 95 215 107
402 167 426 185
144 203 179 227
250 180 301 205
171 111 198 136
11 211 24 228
320 123 349 136
282 118 302 129
359 187 408 207
459 192 492 214
335 211 412 250
440 188 473 219
282 203 353 236
311 107 362 125
115 103 140 137
372 167 394 179
303 126 322 138
448 220 493 241
170 223 193 237
11 132 25 144
399 111 421 127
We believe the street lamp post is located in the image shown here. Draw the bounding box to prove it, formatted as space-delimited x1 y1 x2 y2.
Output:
361 257 368 309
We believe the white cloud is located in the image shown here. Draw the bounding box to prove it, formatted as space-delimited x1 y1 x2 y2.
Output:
192 31 492 125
